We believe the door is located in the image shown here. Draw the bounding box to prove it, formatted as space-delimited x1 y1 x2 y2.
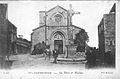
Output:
54 40 63 54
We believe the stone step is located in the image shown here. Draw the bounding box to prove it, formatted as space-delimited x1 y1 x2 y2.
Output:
57 57 86 62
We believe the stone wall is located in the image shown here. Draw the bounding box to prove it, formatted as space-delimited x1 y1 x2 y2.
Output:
67 45 77 58
31 27 45 51
104 13 115 53
0 4 8 56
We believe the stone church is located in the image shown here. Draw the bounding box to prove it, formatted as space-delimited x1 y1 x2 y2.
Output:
31 5 84 57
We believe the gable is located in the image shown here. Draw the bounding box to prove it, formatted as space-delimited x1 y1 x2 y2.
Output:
47 5 67 13
46 5 68 26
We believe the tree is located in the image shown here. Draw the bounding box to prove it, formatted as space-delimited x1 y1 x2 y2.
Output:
74 29 89 52
31 41 46 55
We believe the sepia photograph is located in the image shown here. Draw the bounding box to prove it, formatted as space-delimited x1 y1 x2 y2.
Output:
0 0 119 79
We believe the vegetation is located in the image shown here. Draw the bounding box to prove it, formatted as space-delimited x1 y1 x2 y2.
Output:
74 29 89 52
31 41 47 55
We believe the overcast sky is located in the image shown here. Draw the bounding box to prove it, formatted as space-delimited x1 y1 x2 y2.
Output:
5 1 116 48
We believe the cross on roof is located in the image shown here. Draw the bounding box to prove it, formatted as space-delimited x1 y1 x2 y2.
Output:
69 4 80 16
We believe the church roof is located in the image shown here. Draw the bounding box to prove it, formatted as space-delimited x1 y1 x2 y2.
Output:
32 25 45 31
71 25 82 29
7 19 17 29
47 5 68 13
32 25 82 32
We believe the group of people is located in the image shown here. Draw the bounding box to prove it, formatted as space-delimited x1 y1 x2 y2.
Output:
44 48 59 64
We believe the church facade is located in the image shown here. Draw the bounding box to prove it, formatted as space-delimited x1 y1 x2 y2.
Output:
31 5 83 57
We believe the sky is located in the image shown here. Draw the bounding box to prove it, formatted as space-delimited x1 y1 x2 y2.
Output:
3 1 116 48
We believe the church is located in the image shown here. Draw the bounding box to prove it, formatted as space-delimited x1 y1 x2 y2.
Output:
31 5 85 57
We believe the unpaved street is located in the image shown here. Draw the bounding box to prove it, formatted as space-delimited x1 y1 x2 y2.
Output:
10 54 85 70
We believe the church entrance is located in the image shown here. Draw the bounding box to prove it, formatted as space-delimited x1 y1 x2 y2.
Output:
54 40 63 54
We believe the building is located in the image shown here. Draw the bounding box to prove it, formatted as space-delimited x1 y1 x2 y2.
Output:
0 4 31 58
16 35 31 54
0 4 8 56
0 4 18 68
7 20 17 55
31 5 86 57
7 17 31 55
98 4 115 65
0 4 17 56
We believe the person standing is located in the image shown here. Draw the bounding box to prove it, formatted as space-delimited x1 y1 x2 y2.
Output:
85 47 92 68
53 49 59 63
47 45 51 60
44 49 48 60
91 47 96 67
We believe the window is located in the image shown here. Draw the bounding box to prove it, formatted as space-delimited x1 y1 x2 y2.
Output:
110 41 113 45
54 14 62 23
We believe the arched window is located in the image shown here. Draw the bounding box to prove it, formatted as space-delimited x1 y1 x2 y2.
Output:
54 14 62 23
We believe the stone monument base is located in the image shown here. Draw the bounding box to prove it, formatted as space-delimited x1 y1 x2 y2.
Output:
65 44 85 58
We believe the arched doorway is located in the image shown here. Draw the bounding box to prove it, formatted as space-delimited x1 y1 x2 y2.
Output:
54 40 63 54
53 31 65 54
